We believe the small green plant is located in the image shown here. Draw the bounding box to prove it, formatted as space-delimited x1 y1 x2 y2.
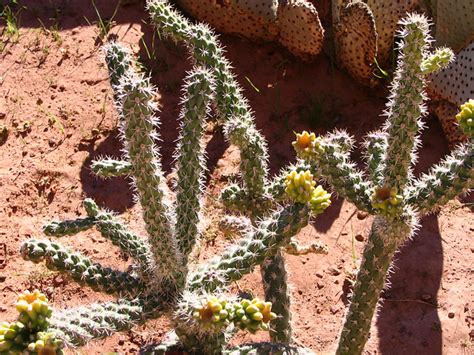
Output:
0 2 22 41
88 0 121 41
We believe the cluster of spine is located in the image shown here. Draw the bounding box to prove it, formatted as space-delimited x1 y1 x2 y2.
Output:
0 290 62 354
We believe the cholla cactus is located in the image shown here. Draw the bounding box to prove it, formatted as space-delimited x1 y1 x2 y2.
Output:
5 1 331 353
288 14 472 354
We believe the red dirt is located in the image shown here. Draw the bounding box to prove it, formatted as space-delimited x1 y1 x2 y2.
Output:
0 1 472 354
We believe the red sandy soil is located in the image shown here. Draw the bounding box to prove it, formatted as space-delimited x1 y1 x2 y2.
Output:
0 1 472 354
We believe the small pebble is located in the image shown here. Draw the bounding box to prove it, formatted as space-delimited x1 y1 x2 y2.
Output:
421 293 432 302
0 275 6 282
0 307 6 312
448 312 455 319
118 336 125 346
355 234 364 242
357 211 368 220
315 272 323 278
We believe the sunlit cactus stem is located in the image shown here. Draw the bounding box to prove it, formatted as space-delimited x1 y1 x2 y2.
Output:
174 68 214 259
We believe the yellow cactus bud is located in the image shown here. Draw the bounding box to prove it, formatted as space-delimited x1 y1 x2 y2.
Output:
251 312 263 321
371 186 403 217
455 99 474 136
292 131 325 160
285 170 317 204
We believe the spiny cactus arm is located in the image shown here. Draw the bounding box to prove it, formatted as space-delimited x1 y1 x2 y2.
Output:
104 41 133 89
407 141 473 214
223 342 314 355
112 56 180 283
174 68 214 258
261 250 291 343
81 199 155 273
223 117 269 196
147 0 192 41
313 136 374 213
363 131 388 187
336 215 415 355
429 42 474 106
148 1 270 196
90 158 132 179
21 239 144 295
220 184 272 217
49 296 164 347
187 203 310 293
380 14 430 191
43 217 96 237
421 47 454 75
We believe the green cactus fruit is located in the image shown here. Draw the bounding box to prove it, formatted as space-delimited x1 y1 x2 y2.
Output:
27 332 62 354
433 0 474 53
456 99 474 137
334 1 378 87
277 0 324 60
366 0 424 65
429 41 474 106
370 185 403 217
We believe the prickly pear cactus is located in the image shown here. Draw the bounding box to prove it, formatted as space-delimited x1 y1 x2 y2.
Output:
334 1 378 87
431 101 468 148
432 0 474 52
175 0 279 40
174 0 325 59
365 0 424 65
429 42 474 106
